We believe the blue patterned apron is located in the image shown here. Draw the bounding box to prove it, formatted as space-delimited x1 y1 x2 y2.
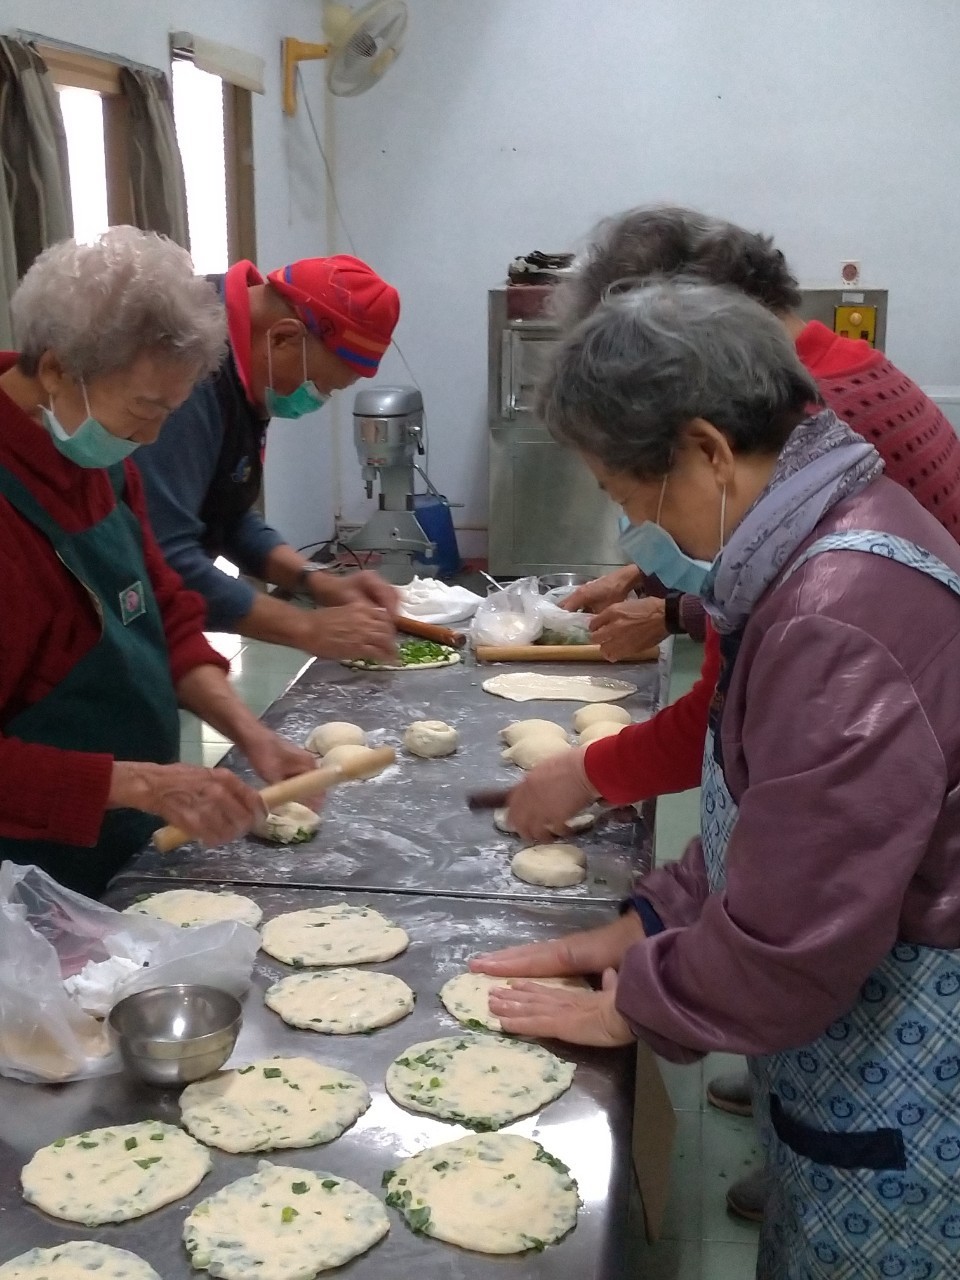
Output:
701 530 960 1280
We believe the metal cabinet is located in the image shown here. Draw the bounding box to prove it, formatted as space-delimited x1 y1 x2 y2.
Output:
487 288 626 577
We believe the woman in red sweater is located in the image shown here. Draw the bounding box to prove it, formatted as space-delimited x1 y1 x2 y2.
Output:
0 228 316 897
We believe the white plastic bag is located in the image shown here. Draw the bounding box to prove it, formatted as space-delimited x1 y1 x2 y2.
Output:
397 576 483 625
0 862 259 1084
470 576 544 646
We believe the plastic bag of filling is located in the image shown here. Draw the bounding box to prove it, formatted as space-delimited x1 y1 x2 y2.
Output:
0 861 259 1083
537 597 593 645
470 576 543 646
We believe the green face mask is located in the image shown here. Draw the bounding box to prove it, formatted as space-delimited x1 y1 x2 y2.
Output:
265 334 329 419
42 383 140 468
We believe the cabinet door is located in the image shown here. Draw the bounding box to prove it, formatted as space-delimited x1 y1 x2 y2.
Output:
500 330 558 419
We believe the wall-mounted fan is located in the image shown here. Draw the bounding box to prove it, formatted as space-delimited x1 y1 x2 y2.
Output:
282 0 408 113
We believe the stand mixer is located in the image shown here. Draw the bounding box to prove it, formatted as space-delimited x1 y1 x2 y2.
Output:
345 386 436 584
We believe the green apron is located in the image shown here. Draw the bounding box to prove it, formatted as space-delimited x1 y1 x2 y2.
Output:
0 462 180 897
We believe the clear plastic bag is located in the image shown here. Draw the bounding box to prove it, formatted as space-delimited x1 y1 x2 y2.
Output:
537 598 593 645
470 576 544 646
0 862 259 1084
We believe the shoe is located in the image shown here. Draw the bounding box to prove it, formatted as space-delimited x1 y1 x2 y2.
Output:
706 1069 753 1117
725 1167 769 1223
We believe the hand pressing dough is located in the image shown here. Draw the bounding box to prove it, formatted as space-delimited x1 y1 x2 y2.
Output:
184 1161 389 1279
573 703 632 732
254 802 320 845
321 744 382 775
404 720 459 758
440 971 591 1033
501 735 572 770
305 721 365 755
124 888 262 929
578 721 627 746
499 718 568 747
511 843 587 887
382 1133 578 1256
0 1242 161 1279
493 807 596 835
484 671 636 703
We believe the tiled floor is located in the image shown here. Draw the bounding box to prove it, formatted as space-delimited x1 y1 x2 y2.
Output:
181 633 760 1280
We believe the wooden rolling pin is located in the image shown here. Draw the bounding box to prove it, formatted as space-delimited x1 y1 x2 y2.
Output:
395 615 467 648
153 746 396 853
473 644 660 663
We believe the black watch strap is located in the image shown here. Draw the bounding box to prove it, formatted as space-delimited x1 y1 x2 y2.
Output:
663 593 684 636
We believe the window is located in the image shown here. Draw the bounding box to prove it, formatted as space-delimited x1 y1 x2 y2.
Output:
41 46 129 244
171 58 257 270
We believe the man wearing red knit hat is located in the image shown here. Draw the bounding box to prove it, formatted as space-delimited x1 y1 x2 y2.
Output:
135 254 401 663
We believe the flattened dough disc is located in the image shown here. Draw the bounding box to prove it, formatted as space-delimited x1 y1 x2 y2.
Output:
484 671 636 703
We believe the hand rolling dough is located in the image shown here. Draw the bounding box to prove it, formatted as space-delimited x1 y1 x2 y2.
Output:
404 720 459 758
511 843 587 887
499 719 568 747
305 721 365 755
501 735 572 770
573 703 632 733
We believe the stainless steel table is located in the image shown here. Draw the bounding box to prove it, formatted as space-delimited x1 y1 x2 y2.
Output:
116 652 670 905
0 886 636 1279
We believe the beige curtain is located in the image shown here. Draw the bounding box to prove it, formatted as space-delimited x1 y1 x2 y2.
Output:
0 37 73 344
119 67 189 250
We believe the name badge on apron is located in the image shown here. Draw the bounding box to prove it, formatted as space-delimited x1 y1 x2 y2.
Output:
119 580 147 625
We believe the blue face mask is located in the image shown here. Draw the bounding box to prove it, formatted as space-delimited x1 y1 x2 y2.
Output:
42 383 141 469
265 334 329 419
617 476 724 596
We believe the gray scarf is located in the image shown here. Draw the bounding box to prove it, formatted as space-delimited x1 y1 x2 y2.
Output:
702 409 884 634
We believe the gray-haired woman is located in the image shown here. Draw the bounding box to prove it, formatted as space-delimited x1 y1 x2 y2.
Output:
473 281 960 1278
0 227 315 898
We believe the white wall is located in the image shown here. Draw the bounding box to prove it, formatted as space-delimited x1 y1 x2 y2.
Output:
330 0 960 556
3 0 338 552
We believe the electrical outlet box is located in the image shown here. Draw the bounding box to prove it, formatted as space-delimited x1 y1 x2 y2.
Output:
834 304 877 345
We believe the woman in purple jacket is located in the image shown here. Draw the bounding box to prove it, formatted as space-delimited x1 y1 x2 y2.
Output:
473 281 960 1279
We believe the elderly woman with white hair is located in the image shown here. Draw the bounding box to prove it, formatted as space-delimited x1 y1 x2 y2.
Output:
472 281 960 1278
0 227 316 897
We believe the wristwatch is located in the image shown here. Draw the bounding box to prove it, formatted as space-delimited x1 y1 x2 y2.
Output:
663 593 684 636
296 563 327 592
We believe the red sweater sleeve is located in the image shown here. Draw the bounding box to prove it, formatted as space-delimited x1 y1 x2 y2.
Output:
121 460 229 685
583 626 720 803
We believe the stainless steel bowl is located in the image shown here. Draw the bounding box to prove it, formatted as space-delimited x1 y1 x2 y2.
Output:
538 572 591 593
108 984 242 1088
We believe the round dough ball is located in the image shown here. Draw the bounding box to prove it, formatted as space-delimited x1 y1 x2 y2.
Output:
501 735 572 770
511 843 587 887
305 721 365 755
578 721 627 746
499 718 567 747
493 807 596 835
404 719 459 758
253 801 320 845
573 703 632 733
321 743 381 776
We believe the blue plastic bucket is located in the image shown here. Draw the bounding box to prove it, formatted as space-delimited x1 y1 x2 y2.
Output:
413 494 462 578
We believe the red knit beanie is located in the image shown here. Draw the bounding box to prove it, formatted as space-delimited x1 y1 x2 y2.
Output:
266 255 400 376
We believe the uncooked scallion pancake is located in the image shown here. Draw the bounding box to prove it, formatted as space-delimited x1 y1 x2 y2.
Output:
265 969 415 1034
483 671 636 703
385 1035 575 1130
439 972 590 1033
20 1121 210 1226
383 1133 578 1254
123 888 262 929
0 1242 161 1279
184 1161 389 1280
178 1056 369 1153
260 904 409 967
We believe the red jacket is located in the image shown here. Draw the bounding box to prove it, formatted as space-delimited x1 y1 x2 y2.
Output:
585 322 960 802
0 357 227 847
